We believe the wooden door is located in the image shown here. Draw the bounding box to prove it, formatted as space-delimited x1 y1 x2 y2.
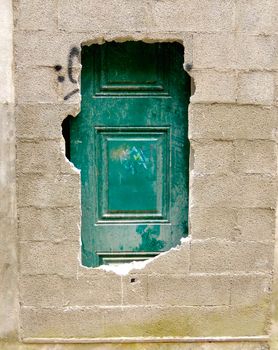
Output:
70 42 190 267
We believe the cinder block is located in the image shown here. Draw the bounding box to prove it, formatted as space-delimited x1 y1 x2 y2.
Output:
238 72 274 105
230 242 274 273
122 274 148 305
17 174 80 208
20 275 65 307
16 67 58 103
57 66 81 105
147 275 230 306
236 208 275 242
194 33 278 70
198 305 269 336
18 207 80 242
60 153 79 175
190 207 237 240
191 174 276 208
58 0 234 33
181 33 194 69
236 0 276 33
193 33 237 69
101 305 192 337
190 240 274 273
231 274 271 306
190 240 230 273
143 243 190 274
189 104 278 140
16 104 71 140
20 274 122 307
237 34 278 70
58 0 149 32
63 276 122 306
234 140 277 175
15 0 58 30
151 0 234 32
191 140 234 174
191 70 237 104
17 140 61 174
19 304 270 338
20 306 104 338
20 241 79 276
102 305 268 337
14 31 81 68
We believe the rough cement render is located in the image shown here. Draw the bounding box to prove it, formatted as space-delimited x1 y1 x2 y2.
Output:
0 0 278 349
0 0 18 342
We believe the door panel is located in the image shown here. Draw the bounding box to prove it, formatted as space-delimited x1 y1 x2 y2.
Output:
70 42 190 267
96 127 169 222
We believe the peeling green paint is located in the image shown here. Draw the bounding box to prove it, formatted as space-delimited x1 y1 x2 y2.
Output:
135 225 165 251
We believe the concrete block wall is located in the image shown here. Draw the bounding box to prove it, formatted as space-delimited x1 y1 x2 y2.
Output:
1 0 278 349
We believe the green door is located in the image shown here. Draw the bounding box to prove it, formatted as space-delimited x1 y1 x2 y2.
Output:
70 42 190 267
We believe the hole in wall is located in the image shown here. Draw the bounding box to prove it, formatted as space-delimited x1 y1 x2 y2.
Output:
62 40 192 272
62 115 72 161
